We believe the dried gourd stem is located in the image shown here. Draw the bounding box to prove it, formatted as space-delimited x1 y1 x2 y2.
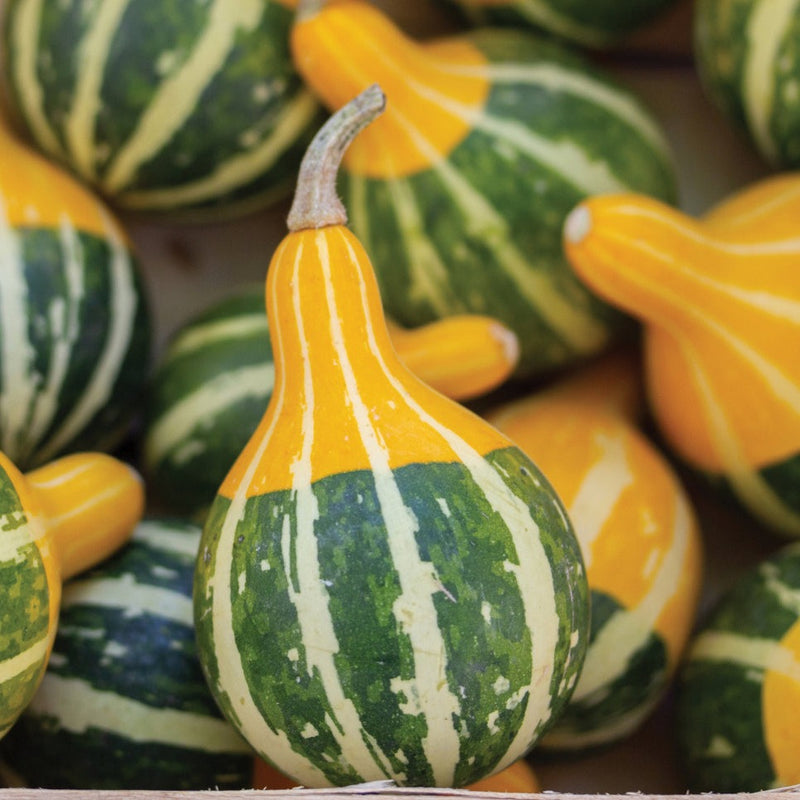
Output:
287 84 386 232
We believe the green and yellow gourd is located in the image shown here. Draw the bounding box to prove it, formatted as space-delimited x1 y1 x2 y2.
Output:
193 86 589 788
676 542 800 791
694 0 800 169
0 113 151 468
289 0 676 380
563 173 800 538
0 450 144 740
485 351 703 750
0 518 254 790
439 0 681 49
0 0 320 219
143 282 519 517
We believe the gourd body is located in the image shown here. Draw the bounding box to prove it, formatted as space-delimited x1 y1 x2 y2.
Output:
193 223 589 788
563 177 800 538
0 519 253 790
676 542 800 791
486 353 703 750
442 0 680 49
1 0 321 219
694 0 800 169
0 118 150 468
0 451 144 740
144 285 518 516
290 1 676 379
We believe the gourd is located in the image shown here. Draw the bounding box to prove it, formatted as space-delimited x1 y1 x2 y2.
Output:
676 542 800 792
0 518 254 790
0 0 321 219
563 175 800 538
143 283 519 517
439 0 681 49
193 86 589 788
289 0 676 379
0 114 151 469
0 450 144 740
485 351 703 750
694 0 800 169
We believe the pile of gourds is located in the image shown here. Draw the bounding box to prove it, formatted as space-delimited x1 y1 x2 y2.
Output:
0 0 798 794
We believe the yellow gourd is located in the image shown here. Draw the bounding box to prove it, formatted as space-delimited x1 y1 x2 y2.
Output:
485 350 703 750
563 174 800 538
0 451 144 739
193 86 589 788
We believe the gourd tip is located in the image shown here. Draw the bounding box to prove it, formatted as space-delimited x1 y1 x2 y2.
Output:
564 204 592 245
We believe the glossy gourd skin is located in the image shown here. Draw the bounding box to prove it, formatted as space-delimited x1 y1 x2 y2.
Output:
676 542 800 792
1 0 321 219
0 451 144 740
193 87 589 788
564 175 800 538
485 351 703 750
143 282 519 517
1 519 253 790
0 115 151 468
694 0 800 169
290 0 676 379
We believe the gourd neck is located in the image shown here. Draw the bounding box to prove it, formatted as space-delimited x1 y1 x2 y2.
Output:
290 0 488 178
25 453 144 580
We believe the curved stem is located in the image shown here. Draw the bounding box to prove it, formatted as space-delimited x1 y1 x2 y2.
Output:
287 83 386 232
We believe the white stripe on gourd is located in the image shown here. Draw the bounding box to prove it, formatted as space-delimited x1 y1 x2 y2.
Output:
26 673 252 753
742 0 799 164
132 520 202 557
119 88 319 211
35 209 140 464
145 363 274 466
163 313 267 362
0 638 50 692
689 631 800 682
570 490 694 701
102 0 263 193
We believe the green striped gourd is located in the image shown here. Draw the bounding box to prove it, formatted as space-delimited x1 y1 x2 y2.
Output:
0 115 151 469
1 0 321 219
440 0 681 49
290 0 676 380
143 285 519 517
0 450 144 741
694 0 800 169
193 86 589 788
485 351 703 750
0 518 254 790
676 542 800 791
563 174 800 538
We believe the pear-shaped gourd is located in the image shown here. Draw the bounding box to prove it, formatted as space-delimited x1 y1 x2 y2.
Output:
193 86 589 789
0 451 144 739
563 174 800 538
485 351 703 750
0 114 151 468
289 0 676 379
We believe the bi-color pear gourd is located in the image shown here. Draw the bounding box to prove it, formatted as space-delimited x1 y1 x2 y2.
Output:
564 172 800 539
193 86 589 788
0 451 144 739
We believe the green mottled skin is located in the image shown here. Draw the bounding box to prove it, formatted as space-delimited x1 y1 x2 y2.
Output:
694 0 800 167
343 29 675 379
195 447 589 787
541 590 668 749
144 286 272 515
0 519 253 790
676 543 800 792
2 0 322 216
0 464 49 737
3 229 151 469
